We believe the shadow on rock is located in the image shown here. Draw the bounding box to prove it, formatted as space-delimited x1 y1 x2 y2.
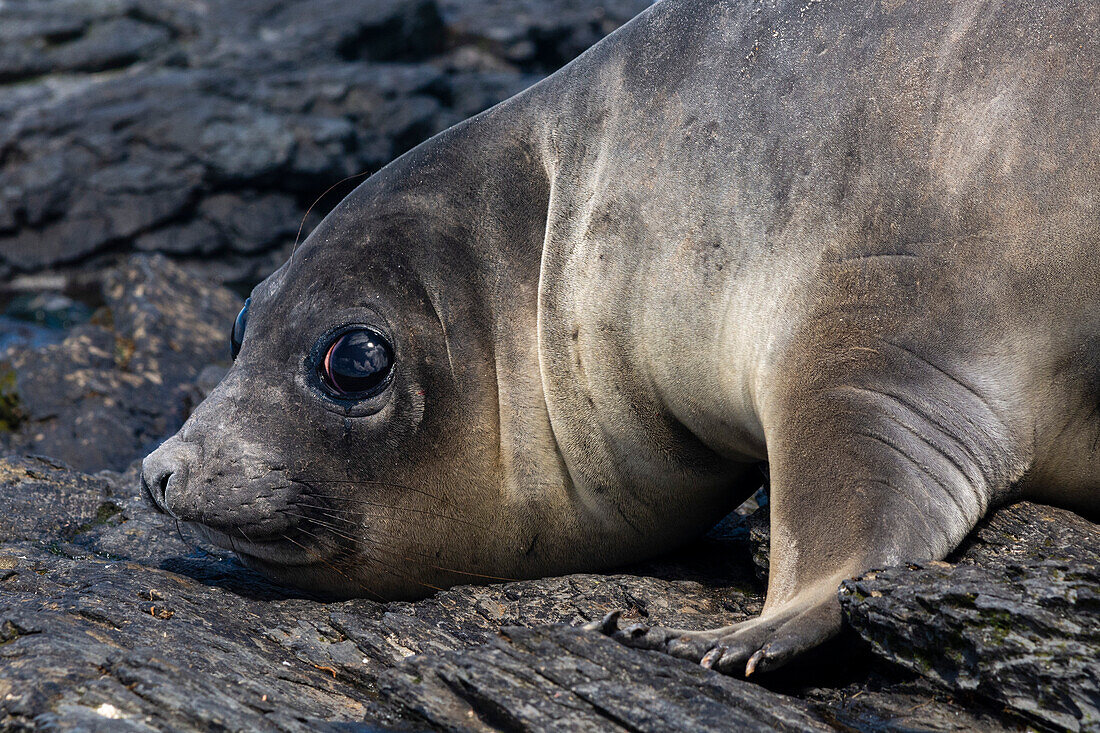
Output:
158 553 325 604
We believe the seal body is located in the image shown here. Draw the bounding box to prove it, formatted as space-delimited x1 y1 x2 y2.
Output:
143 0 1100 673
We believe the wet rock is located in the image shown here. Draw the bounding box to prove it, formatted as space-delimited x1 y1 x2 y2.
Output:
0 298 89 356
840 502 1100 732
0 454 766 730
0 254 241 471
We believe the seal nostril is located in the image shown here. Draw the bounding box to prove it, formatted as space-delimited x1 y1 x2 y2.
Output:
157 472 171 504
140 466 174 513
141 437 197 517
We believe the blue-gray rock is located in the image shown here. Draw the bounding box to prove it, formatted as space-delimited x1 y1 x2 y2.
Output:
1 254 241 471
0 0 649 279
840 503 1100 732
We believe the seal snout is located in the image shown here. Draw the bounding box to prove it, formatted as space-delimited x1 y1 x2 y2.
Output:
141 436 198 518
141 433 301 547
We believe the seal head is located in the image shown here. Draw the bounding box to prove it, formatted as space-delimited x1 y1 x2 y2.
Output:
141 110 745 598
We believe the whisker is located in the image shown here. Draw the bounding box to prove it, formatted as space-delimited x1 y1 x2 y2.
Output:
291 501 404 524
280 534 353 583
277 532 395 602
405 561 515 583
381 549 519 582
291 477 451 507
287 504 506 577
290 523 349 552
292 171 371 254
362 554 445 592
285 512 457 591
289 502 363 521
173 518 201 554
297 494 487 530
293 524 444 593
280 511 514 592
281 511 364 544
288 505 513 582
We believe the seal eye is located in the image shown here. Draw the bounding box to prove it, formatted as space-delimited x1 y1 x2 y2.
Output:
319 328 394 398
230 297 250 360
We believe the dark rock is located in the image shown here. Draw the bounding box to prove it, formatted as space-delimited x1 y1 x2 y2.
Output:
436 0 654 73
840 502 1100 732
0 2 176 84
283 0 448 63
0 455 114 541
0 59 432 271
745 508 770 582
434 69 546 121
0 0 649 280
379 624 833 732
951 500 1100 569
803 676 1027 732
704 484 770 583
134 218 225 256
198 192 300 254
1 254 241 471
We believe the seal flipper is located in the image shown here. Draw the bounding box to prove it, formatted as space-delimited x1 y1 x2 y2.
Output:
596 352 1031 675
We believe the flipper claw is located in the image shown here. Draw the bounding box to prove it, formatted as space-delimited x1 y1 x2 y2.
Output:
700 646 724 669
744 648 766 677
582 609 623 634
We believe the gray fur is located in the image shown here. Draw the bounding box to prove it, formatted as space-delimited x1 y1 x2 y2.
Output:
142 0 1099 673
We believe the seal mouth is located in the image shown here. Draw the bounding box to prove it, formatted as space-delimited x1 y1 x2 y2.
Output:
193 525 329 567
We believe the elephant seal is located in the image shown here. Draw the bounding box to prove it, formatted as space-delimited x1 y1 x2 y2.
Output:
142 0 1100 675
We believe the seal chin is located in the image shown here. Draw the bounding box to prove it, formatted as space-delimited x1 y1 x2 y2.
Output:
193 525 329 568
232 545 380 599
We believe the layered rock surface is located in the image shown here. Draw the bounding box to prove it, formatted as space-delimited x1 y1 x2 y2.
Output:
0 255 239 471
841 504 1100 732
0 0 652 284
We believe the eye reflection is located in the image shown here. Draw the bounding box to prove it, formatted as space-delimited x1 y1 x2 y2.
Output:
319 328 394 398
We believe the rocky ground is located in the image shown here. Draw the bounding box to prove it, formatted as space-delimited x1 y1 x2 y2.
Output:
1 1 1098 731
